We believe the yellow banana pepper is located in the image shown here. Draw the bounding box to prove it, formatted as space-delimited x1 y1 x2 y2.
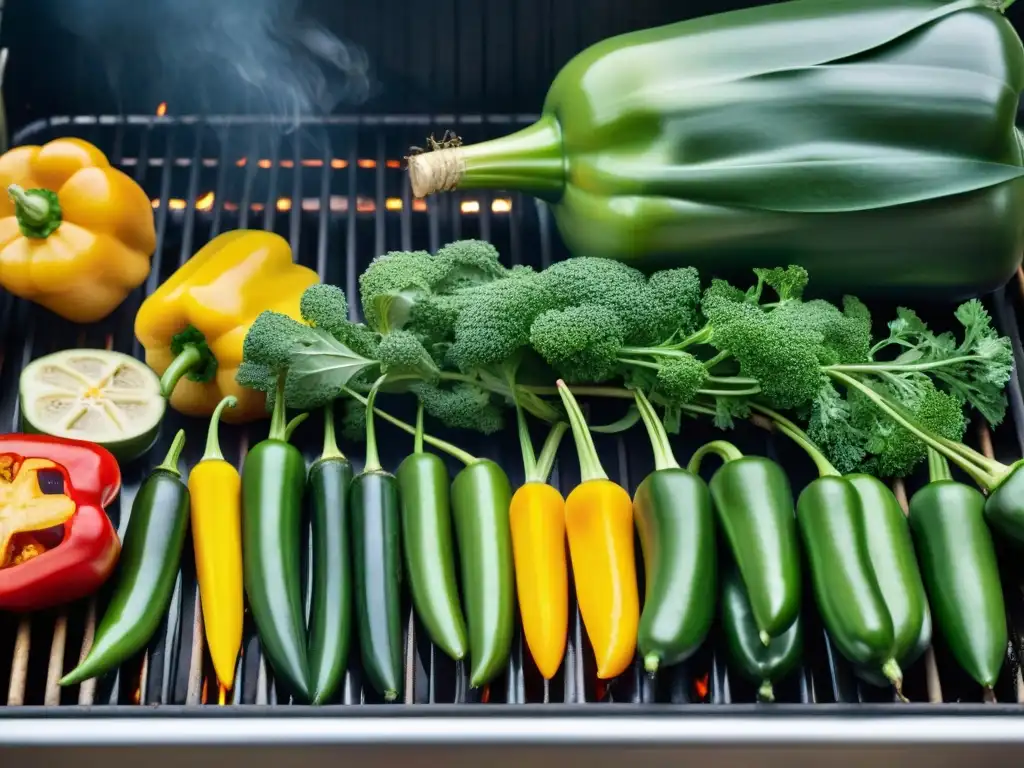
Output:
134 230 319 423
0 137 156 323
189 396 243 692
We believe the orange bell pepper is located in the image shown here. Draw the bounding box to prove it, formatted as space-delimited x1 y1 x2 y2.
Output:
134 230 319 424
509 404 568 681
0 138 155 323
555 380 639 680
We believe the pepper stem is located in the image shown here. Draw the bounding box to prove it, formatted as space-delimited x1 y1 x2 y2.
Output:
413 401 425 455
927 447 952 483
555 380 607 483
160 345 203 398
829 371 1002 489
634 388 680 471
343 387 479 466
318 401 345 461
8 183 61 238
201 396 237 462
363 375 389 473
284 413 308 442
516 399 538 481
533 422 568 484
687 440 744 474
749 403 841 479
759 630 771 647
882 658 907 703
156 429 187 477
757 681 775 703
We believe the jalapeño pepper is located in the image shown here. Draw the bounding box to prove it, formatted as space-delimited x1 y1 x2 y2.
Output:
632 389 715 673
721 562 803 703
242 378 311 702
61 431 190 686
396 403 468 663
350 378 404 702
908 449 1007 690
307 402 353 705
687 440 800 641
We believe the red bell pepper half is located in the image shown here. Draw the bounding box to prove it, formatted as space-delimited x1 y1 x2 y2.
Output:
0 434 121 611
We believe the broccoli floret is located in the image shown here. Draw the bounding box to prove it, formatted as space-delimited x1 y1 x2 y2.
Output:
432 239 507 292
411 382 504 434
242 311 311 369
655 354 708 406
807 382 867 474
336 322 380 360
235 360 276 397
647 267 702 340
376 330 440 383
539 257 656 343
448 271 553 371
773 298 872 366
300 284 350 336
754 265 809 302
358 250 440 330
703 295 824 410
529 304 624 383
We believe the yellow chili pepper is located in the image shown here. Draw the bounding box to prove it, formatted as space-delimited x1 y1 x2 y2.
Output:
0 137 155 323
188 395 243 691
509 403 569 681
134 230 319 423
555 381 639 680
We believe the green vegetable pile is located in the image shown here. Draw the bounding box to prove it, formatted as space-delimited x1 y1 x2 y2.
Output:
235 239 1013 480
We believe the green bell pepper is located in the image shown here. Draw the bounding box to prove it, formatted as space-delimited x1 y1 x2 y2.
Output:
408 0 1024 298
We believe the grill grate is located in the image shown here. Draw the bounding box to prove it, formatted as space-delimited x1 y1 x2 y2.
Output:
1 114 1024 711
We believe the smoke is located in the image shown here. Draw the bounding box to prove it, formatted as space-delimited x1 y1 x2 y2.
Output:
52 0 375 116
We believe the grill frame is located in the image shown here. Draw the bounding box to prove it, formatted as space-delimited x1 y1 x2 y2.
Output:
1 115 1024 755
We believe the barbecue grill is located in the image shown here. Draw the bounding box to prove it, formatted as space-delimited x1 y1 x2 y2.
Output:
2 1 1024 765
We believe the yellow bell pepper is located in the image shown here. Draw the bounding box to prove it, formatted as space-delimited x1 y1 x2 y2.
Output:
0 137 155 323
188 396 243 692
134 230 319 424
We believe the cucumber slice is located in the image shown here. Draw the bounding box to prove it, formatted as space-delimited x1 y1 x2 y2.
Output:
20 349 165 463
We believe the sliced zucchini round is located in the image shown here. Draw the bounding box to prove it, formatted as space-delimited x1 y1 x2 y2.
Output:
20 349 165 463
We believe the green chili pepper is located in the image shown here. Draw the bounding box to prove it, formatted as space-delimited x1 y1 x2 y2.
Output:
846 473 931 689
307 402 353 705
721 561 803 703
752 404 907 697
908 449 1007 690
396 403 468 662
350 377 404 701
242 378 311 702
632 389 715 673
688 440 800 641
343 384 514 690
61 431 191 686
452 459 515 688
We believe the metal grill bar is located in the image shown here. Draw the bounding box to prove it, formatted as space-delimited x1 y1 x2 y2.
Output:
0 114 1022 714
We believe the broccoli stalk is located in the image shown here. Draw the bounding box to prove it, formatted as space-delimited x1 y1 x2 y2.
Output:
341 388 479 468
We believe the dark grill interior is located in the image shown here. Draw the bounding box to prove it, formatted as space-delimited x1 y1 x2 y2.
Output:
0 115 1023 711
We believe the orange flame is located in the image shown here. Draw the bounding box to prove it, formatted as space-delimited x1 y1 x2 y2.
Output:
385 197 403 211
491 198 512 213
460 200 481 214
694 673 709 701
357 159 376 169
276 198 292 212
156 102 167 117
195 192 215 211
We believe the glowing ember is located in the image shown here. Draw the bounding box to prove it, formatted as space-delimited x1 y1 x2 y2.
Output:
460 200 481 214
491 198 512 213
156 102 167 117
195 192 215 211
385 198 403 211
276 198 292 212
